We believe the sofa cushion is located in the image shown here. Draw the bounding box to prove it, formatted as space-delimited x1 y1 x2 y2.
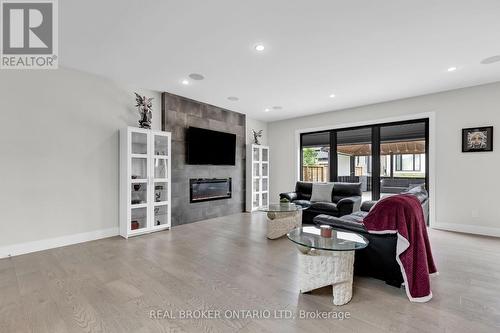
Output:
314 214 367 233
310 202 338 213
295 181 313 200
381 178 406 187
402 185 428 203
310 183 334 202
360 200 378 212
345 211 368 224
332 182 362 203
381 178 426 194
292 200 312 208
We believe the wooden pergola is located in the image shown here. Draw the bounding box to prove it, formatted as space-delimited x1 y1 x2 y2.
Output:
337 140 425 156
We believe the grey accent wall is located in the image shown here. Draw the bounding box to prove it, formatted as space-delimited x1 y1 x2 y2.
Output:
161 92 246 226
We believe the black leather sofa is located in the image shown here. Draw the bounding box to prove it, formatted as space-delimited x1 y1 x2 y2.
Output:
313 185 429 287
279 181 362 224
314 201 403 287
380 177 425 194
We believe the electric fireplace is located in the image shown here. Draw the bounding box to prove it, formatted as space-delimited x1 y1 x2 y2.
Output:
190 178 232 203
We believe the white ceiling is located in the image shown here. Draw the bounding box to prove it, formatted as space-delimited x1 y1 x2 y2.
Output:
61 0 500 122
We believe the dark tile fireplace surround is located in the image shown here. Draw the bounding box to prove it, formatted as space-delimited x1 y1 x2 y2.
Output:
161 92 246 226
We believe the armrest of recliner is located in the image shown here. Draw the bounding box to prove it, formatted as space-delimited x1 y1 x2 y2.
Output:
361 200 378 212
279 192 298 202
337 196 362 216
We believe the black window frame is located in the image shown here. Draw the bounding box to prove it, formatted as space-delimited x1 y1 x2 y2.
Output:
299 118 429 203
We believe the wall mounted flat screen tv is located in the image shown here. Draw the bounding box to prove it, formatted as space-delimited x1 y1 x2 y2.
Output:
186 127 236 165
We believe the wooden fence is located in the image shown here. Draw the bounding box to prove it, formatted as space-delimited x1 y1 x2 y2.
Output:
302 165 328 182
302 168 372 191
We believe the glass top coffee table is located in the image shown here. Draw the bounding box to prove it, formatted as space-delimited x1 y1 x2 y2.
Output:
259 203 306 240
287 226 368 251
287 226 369 306
259 203 307 213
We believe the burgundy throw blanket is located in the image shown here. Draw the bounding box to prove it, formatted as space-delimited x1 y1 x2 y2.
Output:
363 194 438 302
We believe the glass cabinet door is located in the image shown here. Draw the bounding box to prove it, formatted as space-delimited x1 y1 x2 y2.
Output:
131 207 148 231
253 193 260 209
262 148 269 162
131 157 148 180
262 178 268 192
253 178 260 192
154 134 169 157
253 147 260 161
253 163 260 177
154 158 168 179
154 182 168 203
262 193 268 206
261 163 268 177
152 132 169 228
131 130 149 181
152 133 169 184
153 205 169 227
131 183 148 205
131 132 148 155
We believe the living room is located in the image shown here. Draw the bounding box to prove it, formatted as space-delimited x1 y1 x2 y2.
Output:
1 1 499 332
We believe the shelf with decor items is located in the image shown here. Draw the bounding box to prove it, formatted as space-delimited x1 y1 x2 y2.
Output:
120 127 171 238
246 144 270 212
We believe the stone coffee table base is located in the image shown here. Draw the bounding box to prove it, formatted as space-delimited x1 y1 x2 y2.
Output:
266 210 302 239
297 246 355 306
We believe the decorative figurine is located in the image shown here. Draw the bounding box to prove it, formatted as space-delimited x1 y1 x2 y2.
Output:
134 92 154 129
252 129 263 145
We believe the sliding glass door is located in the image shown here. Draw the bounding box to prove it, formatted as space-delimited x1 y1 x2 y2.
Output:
379 122 427 198
300 119 429 201
300 131 331 183
336 127 373 201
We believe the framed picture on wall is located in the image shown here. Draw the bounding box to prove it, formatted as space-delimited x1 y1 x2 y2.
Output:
462 126 493 152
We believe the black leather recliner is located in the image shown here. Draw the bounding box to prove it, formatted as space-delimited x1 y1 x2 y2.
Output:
279 181 362 224
312 185 429 287
313 201 403 287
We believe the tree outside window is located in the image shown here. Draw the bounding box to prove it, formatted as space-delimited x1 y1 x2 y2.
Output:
302 148 318 166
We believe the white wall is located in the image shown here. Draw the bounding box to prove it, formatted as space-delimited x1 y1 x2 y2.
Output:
246 118 269 146
0 68 161 255
268 82 500 237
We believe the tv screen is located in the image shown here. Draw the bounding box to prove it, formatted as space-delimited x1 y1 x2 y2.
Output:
186 127 236 165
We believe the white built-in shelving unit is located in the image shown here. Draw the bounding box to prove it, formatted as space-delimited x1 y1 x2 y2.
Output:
246 144 270 212
120 127 171 238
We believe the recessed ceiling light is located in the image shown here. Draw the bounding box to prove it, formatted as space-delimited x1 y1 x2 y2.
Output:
264 108 270 112
255 44 265 52
447 67 458 72
189 73 205 80
272 106 282 110
329 93 336 98
227 96 239 101
181 79 189 85
481 55 500 65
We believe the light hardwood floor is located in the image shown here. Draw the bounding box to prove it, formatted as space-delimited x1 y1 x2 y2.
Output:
1 213 499 333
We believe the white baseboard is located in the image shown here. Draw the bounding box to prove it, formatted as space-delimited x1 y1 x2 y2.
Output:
432 223 500 238
0 227 119 259
3 222 496 259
